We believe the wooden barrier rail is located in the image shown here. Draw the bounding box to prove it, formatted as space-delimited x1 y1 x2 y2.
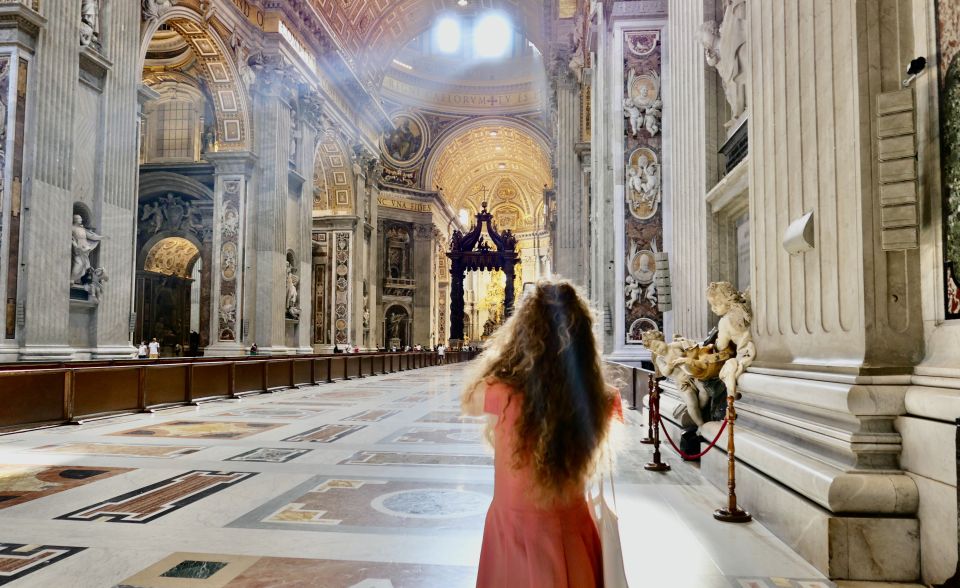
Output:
0 351 475 434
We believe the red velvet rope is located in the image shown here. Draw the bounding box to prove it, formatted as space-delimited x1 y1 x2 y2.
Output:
655 405 728 460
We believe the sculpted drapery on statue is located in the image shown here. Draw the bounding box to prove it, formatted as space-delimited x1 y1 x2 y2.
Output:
642 282 754 428
80 0 99 48
285 260 301 320
71 215 105 285
700 0 748 127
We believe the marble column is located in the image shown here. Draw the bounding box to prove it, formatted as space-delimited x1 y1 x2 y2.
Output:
249 60 297 354
664 0 710 341
18 2 80 360
553 72 588 287
205 152 255 356
92 0 142 359
689 1 925 582
412 223 434 347
295 90 324 353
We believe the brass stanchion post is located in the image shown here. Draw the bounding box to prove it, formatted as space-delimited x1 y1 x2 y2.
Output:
713 393 751 522
644 378 670 472
640 373 654 444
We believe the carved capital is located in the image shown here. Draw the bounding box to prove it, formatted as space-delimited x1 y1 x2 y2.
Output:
250 53 301 101
299 87 327 130
414 223 434 241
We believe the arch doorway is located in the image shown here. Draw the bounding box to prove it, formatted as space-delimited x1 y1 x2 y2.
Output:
135 236 203 356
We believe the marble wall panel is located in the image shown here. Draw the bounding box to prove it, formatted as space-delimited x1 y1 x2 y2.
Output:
621 30 664 345
939 0 960 319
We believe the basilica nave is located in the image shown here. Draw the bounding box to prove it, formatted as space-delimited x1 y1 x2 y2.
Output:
0 0 958 586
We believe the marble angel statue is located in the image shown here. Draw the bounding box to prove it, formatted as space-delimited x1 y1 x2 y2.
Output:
623 97 642 138
641 330 713 426
660 282 754 426
704 281 755 397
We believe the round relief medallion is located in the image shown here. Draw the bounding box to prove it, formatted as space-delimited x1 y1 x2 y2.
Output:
371 488 490 519
380 112 428 168
628 249 656 285
335 319 347 330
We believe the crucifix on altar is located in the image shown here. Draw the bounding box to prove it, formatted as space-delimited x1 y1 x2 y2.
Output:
446 199 520 350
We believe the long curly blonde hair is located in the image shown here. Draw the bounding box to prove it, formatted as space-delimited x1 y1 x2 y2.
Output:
464 280 614 502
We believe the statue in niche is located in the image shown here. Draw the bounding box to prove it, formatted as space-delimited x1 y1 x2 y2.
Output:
388 312 402 339
71 215 105 285
285 261 300 319
80 0 99 48
700 0 748 126
142 0 178 22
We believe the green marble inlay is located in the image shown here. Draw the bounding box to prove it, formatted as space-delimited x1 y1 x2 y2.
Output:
160 560 228 579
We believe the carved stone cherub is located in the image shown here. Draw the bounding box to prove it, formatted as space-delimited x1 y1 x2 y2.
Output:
705 281 754 397
623 97 642 137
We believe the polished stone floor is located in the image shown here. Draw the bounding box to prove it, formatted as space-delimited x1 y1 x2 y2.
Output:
0 364 834 587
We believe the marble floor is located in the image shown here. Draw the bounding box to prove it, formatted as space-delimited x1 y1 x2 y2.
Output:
0 364 834 587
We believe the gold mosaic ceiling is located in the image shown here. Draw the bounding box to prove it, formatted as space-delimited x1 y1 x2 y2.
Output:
307 0 545 81
144 237 200 279
431 124 552 228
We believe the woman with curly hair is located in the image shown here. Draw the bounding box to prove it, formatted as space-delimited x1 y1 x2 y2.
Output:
462 280 621 588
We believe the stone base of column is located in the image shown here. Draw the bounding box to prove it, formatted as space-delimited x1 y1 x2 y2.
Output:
295 346 313 354
92 345 137 360
253 345 295 356
204 342 247 357
19 345 77 362
700 446 919 582
0 342 19 363
312 344 335 354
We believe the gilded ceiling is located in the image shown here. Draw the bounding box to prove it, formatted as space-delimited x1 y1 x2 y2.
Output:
431 124 551 230
144 237 200 279
308 0 545 82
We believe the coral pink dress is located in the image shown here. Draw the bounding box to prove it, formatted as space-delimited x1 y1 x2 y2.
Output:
476 382 603 588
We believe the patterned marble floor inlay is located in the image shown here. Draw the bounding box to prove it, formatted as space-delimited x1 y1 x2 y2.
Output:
30 443 203 459
416 410 485 424
0 543 86 586
225 448 311 463
341 409 400 422
231 477 491 533
57 470 256 523
282 424 365 443
0 364 836 586
111 421 282 440
0 465 131 509
209 407 329 420
118 552 475 587
382 426 484 445
338 451 492 467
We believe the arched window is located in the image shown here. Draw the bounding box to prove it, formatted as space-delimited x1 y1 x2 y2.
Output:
143 84 207 163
